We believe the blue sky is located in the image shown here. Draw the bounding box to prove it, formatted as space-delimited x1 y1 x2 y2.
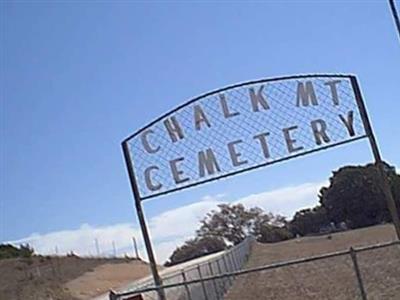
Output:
1 1 400 260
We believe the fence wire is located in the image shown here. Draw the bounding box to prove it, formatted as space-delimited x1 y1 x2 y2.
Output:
356 243 400 299
110 240 399 300
110 236 253 300
125 75 367 200
225 252 360 300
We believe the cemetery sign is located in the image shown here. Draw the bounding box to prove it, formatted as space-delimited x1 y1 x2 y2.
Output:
121 74 400 300
123 74 367 200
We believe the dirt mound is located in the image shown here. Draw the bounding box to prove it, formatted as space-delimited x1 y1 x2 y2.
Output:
0 255 150 300
65 260 151 299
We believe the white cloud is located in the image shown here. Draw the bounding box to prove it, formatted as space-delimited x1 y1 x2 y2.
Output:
148 197 220 241
236 181 326 218
6 182 324 262
10 223 142 258
7 197 222 263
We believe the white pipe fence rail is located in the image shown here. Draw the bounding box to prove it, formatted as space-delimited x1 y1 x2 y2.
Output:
109 236 255 300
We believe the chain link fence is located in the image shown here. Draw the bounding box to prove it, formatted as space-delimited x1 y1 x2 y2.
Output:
225 240 400 300
109 236 254 300
124 75 367 200
109 240 399 300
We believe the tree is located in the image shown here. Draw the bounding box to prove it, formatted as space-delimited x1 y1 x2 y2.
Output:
252 210 291 242
166 204 290 265
289 206 330 236
257 224 293 243
0 243 34 259
196 204 258 245
196 203 288 245
164 236 225 266
319 162 400 229
19 244 34 258
196 204 287 245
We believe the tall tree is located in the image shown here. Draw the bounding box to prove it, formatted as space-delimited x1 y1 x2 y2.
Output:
319 162 400 229
196 204 287 245
289 206 330 236
164 236 225 266
166 204 290 265
196 204 253 245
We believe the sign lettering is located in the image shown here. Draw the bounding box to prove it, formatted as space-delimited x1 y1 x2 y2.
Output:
124 75 367 200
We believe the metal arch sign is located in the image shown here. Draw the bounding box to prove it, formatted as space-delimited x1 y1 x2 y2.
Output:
120 74 400 300
122 74 368 201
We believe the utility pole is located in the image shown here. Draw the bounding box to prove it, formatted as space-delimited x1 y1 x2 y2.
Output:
112 241 117 258
95 238 100 256
132 236 139 259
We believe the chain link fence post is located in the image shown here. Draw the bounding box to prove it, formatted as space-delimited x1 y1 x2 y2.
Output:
207 262 219 299
216 258 226 293
181 270 192 300
230 250 239 272
196 265 209 300
222 255 233 285
350 247 367 300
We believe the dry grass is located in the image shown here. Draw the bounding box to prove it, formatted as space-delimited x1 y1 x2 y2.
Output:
2 225 397 300
0 255 151 300
225 224 400 300
65 260 151 299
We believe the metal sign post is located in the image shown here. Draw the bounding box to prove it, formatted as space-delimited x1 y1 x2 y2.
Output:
121 74 399 300
122 142 166 300
351 77 400 239
388 0 400 42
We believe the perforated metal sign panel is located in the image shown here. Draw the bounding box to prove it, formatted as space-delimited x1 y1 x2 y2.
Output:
123 74 367 200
